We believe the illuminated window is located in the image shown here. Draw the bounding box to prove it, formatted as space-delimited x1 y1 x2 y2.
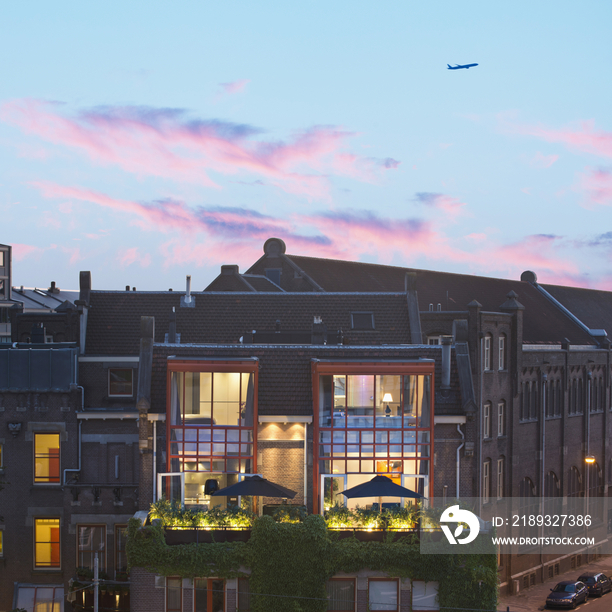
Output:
167 360 257 509
0 530 3 557
34 433 60 484
16 587 64 611
315 363 434 512
34 518 60 568
108 369 133 397
77 525 105 571
327 579 355 611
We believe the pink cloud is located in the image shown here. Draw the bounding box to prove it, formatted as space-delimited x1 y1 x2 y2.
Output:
530 152 559 168
414 192 467 220
2 99 396 200
219 79 250 95
577 168 612 208
513 120 612 159
117 247 151 268
61 246 82 265
32 180 593 286
488 234 588 286
11 243 44 261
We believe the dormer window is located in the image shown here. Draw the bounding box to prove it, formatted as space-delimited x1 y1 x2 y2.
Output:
264 269 281 286
351 312 374 330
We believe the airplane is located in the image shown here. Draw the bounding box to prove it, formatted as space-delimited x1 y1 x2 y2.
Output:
447 63 478 70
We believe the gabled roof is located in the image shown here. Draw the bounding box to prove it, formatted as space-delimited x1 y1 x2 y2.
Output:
540 283 612 337
283 255 595 345
86 291 412 355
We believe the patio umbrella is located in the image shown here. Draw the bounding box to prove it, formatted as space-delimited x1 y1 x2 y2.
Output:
340 475 423 510
211 475 297 499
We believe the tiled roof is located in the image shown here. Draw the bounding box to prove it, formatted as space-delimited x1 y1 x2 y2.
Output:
284 255 595 345
150 344 456 416
86 291 412 355
540 283 612 335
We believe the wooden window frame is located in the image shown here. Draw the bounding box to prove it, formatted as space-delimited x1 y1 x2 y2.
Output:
76 524 106 573
326 577 356 612
33 432 60 485
368 578 399 612
34 517 61 569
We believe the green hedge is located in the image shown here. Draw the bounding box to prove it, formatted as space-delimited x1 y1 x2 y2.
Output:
127 515 498 612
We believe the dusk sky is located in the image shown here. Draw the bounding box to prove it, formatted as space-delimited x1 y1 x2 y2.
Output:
3 2 612 291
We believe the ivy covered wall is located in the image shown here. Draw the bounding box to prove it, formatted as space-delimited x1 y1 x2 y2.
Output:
126 516 498 612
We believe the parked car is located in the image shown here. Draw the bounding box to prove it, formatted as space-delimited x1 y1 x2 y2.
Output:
577 572 612 597
545 581 588 609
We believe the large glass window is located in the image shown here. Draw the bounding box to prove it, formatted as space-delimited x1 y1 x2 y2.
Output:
35 518 60 568
16 586 64 612
238 577 251 612
34 433 60 484
315 365 433 512
77 525 105 571
168 363 257 508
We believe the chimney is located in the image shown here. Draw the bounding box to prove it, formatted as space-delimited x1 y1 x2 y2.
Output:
48 281 60 294
125 285 130 291
221 265 239 275
181 275 195 308
312 316 327 345
441 336 452 388
168 307 176 343
31 323 46 344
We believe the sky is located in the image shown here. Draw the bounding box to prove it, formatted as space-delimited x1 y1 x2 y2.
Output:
2 2 612 292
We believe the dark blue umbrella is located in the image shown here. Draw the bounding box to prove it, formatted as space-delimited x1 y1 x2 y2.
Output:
211 475 297 499
341 475 423 508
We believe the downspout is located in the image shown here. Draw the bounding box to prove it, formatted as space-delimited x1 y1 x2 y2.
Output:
153 420 157 502
456 424 465 498
304 423 308 508
541 374 547 498
65 355 84 485
479 335 484 517
64 420 82 485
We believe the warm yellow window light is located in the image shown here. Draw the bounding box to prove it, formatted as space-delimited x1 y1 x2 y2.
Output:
382 393 393 403
585 455 596 464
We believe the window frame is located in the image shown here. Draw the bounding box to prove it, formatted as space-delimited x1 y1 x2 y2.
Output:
497 458 504 500
368 578 399 612
108 368 134 398
115 524 128 577
34 517 61 570
326 578 356 612
497 401 505 437
76 524 106 573
498 335 506 371
166 577 182 612
483 402 491 439
483 460 491 504
483 335 491 371
194 577 225 612
350 312 375 331
0 527 4 558
33 432 60 485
